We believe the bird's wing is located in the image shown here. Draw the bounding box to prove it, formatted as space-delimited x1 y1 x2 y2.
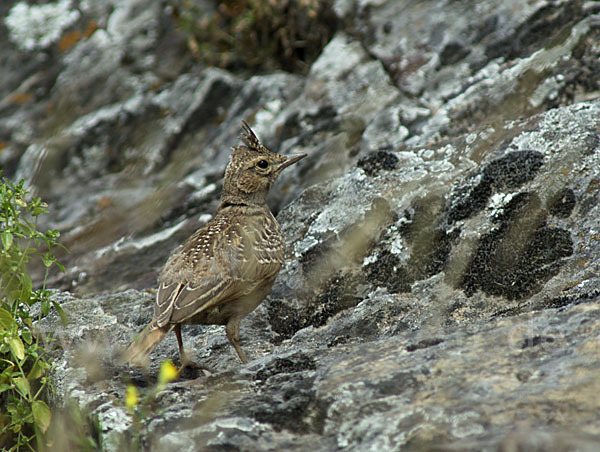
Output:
155 278 236 326
153 212 283 326
237 211 285 280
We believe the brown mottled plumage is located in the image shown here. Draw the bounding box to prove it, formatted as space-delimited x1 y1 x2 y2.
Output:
124 121 306 367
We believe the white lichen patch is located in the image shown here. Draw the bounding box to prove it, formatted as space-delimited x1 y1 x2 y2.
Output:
362 253 378 266
488 192 515 214
92 219 187 259
5 0 80 51
389 233 406 255
71 95 146 136
294 234 320 258
309 32 364 80
253 98 283 130
307 170 374 236
124 220 188 251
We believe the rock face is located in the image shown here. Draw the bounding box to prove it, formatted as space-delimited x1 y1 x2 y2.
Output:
3 0 600 450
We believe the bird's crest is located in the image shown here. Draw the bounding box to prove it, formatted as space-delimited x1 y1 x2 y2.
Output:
233 120 271 155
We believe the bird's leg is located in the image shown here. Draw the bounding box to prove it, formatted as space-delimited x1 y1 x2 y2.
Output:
174 324 211 377
175 324 187 364
226 319 248 364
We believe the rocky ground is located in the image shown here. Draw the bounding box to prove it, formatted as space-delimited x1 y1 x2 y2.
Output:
2 0 600 451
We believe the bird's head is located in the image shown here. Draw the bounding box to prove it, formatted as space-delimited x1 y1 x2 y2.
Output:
221 121 306 206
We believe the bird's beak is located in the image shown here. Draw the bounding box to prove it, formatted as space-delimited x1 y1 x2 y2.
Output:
278 153 307 171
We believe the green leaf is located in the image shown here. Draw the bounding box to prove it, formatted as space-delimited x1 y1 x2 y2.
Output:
0 307 15 330
32 400 51 433
10 420 23 434
0 359 16 373
27 359 45 380
51 299 67 327
41 252 55 267
41 299 50 316
0 383 12 394
8 336 25 361
21 328 32 345
1 231 13 250
12 376 30 399
20 273 32 304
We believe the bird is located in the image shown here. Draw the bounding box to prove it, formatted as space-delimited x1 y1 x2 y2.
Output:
124 121 306 368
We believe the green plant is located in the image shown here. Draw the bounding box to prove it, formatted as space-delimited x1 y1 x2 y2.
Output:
0 173 66 451
172 0 337 74
42 402 103 452
125 359 178 416
119 360 178 450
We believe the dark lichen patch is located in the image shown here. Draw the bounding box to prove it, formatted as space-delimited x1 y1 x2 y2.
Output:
548 27 600 109
299 198 397 313
445 173 492 224
536 296 573 311
520 335 555 349
460 192 573 300
254 353 317 383
484 1 582 60
407 227 457 281
237 370 326 434
439 40 470 66
365 250 411 293
483 150 544 191
364 371 421 397
446 150 544 224
299 198 396 284
327 334 353 347
405 337 444 352
306 273 363 329
298 232 338 278
273 199 397 340
267 298 305 342
527 227 573 266
539 288 600 311
516 370 532 382
364 195 458 293
276 105 341 151
357 150 399 176
547 187 576 218
234 356 323 434
401 195 458 280
268 272 364 340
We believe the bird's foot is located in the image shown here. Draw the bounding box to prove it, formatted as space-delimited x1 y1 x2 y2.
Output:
176 355 212 379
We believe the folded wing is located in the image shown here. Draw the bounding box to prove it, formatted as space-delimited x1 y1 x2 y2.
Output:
153 211 284 327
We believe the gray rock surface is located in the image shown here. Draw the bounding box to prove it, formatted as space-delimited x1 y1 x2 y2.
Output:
3 0 600 450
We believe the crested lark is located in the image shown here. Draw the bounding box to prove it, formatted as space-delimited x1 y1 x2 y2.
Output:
125 121 306 366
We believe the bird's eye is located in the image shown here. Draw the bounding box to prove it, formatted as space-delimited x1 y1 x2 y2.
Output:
257 160 269 169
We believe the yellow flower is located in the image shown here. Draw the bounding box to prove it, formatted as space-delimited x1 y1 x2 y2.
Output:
125 385 139 411
158 360 178 385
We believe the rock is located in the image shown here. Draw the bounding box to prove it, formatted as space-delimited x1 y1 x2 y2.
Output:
3 0 600 450
5 0 81 52
39 98 600 451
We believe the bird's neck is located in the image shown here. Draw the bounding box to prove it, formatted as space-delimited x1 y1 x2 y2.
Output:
219 192 268 210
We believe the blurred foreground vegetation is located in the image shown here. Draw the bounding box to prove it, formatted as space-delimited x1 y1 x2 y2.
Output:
171 0 337 73
0 174 65 451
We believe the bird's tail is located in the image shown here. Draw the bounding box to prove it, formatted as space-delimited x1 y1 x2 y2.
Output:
123 323 170 367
